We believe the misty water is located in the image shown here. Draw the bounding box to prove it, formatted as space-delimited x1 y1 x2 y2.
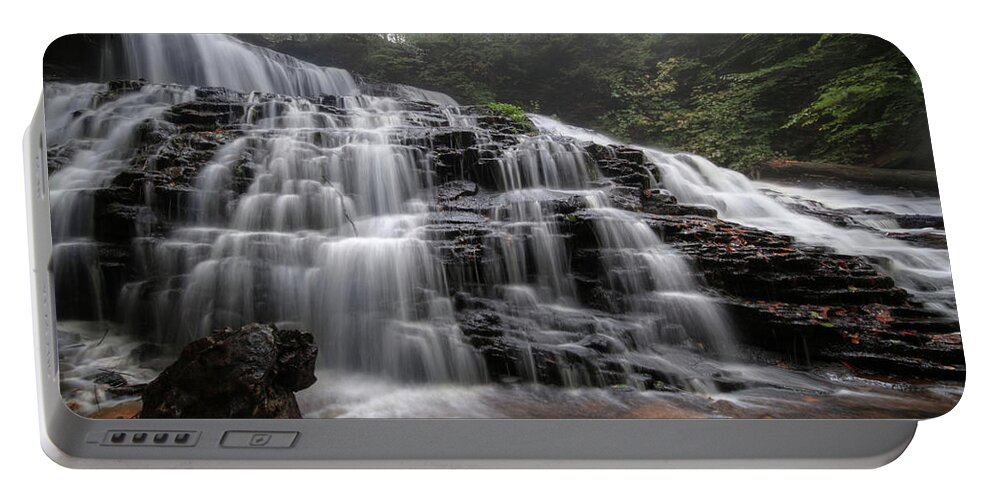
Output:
49 34 959 418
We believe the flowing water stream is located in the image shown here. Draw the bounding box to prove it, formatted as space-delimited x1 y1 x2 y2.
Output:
48 34 960 418
530 114 956 317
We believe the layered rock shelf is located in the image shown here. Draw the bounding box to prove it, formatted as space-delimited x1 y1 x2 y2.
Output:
51 80 962 392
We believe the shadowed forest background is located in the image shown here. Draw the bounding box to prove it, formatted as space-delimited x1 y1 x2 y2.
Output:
237 34 933 173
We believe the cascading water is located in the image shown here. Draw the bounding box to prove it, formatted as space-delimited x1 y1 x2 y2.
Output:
650 152 956 316
57 64 736 394
46 35 961 418
119 89 486 384
584 206 734 352
115 34 462 108
485 137 593 302
117 34 359 97
46 82 196 319
464 132 738 389
530 114 957 317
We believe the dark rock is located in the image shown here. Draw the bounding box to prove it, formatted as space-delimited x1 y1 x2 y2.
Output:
110 169 171 190
656 216 963 378
166 101 248 131
91 369 148 398
129 343 164 363
423 211 494 289
151 184 202 222
577 333 628 354
429 129 477 149
607 186 644 212
194 86 244 102
46 142 79 175
597 158 651 187
640 188 719 218
647 203 719 217
548 195 593 215
579 143 658 189
92 370 128 387
436 180 478 202
573 274 623 313
891 213 944 230
93 80 147 107
614 147 646 165
93 203 148 243
584 143 615 162
458 310 507 339
140 323 318 418
273 328 319 391
466 157 506 190
106 384 147 398
829 350 965 381
438 191 504 213
107 79 146 93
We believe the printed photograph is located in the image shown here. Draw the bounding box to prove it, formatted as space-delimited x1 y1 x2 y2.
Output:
43 34 963 419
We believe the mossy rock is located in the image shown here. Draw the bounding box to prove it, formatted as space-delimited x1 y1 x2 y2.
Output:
486 102 537 134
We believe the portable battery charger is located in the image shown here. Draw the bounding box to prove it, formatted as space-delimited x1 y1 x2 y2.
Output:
26 33 963 468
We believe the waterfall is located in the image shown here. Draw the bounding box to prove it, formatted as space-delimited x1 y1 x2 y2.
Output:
115 34 462 107
649 152 955 315
62 80 734 389
464 128 738 388
120 87 485 383
484 137 593 302
531 114 957 317
118 34 359 97
46 39 739 392
395 84 460 107
45 35 963 419
585 206 734 352
48 35 486 384
45 82 196 320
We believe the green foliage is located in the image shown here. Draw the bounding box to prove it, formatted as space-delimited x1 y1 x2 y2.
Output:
248 34 933 172
486 102 534 132
602 57 780 170
785 58 926 164
602 35 931 170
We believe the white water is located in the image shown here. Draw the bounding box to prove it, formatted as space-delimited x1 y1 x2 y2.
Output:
531 114 957 315
464 129 737 389
395 84 461 107
586 206 734 352
485 137 594 302
119 93 487 383
45 36 960 419
49 80 737 391
51 37 485 383
91 90 736 390
45 82 196 319
753 182 943 216
119 34 359 97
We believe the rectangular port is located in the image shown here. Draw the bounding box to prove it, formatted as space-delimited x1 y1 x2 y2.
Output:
101 431 200 447
220 431 298 448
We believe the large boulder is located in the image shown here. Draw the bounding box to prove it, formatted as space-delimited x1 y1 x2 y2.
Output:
140 323 318 418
